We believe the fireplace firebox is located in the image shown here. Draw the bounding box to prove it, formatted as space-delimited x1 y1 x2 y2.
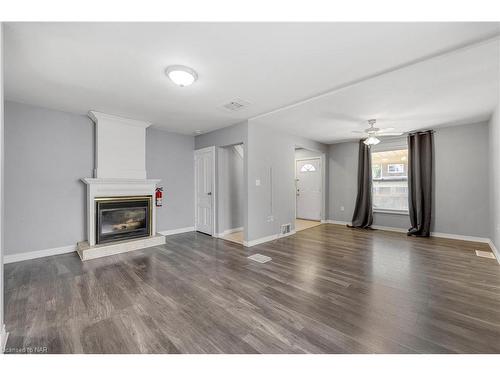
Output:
95 196 152 244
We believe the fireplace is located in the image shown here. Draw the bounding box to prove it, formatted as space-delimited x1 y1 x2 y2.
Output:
95 196 152 244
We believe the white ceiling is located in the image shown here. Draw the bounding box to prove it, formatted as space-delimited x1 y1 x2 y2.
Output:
253 39 500 143
4 22 500 138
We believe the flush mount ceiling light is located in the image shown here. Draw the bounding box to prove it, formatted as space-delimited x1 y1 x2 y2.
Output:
165 65 198 87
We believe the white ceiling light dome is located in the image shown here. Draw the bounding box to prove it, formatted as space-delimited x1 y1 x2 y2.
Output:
165 65 198 87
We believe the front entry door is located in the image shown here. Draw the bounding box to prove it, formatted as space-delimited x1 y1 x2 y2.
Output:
296 158 322 221
195 147 214 235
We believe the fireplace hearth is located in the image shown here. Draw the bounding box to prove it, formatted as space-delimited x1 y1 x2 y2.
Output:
95 196 152 244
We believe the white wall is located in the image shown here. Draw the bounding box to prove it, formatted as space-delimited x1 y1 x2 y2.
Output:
328 122 491 238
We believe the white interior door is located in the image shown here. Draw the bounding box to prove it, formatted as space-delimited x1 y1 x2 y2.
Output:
195 148 214 235
296 158 321 221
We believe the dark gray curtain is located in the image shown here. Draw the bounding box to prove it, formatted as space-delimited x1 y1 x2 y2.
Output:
407 131 433 237
351 140 373 228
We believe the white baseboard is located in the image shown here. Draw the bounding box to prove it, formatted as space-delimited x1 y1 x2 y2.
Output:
1 324 9 353
325 220 496 251
324 220 350 226
372 225 407 233
5 227 195 264
4 244 76 264
487 239 500 264
430 232 490 243
217 227 243 238
158 226 195 236
243 230 296 247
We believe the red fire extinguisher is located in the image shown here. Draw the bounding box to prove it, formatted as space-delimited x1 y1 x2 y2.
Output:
155 187 163 207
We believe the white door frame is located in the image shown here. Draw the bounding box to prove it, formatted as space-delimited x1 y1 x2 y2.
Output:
294 155 326 222
194 146 216 236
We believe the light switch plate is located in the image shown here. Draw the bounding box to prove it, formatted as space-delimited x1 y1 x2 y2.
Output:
256 179 261 186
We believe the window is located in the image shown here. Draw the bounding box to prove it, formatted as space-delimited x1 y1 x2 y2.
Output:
300 163 316 172
388 164 404 173
371 148 408 212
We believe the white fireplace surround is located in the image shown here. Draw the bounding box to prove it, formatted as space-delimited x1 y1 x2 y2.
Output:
89 111 151 179
79 111 164 258
82 178 161 247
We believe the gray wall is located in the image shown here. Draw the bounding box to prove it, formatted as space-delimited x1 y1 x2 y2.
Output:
196 120 328 242
1 23 5 341
195 122 249 238
4 101 94 255
328 122 490 238
247 121 328 241
4 101 196 256
217 145 244 233
489 106 500 254
146 127 195 231
195 121 248 150
328 141 358 223
433 122 489 237
295 148 322 159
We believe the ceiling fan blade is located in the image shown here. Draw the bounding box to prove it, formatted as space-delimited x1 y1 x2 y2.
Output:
377 127 396 133
377 132 404 136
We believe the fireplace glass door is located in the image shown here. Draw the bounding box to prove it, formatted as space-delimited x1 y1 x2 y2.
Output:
95 196 152 244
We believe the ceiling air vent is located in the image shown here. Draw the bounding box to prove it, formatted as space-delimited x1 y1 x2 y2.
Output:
221 98 250 112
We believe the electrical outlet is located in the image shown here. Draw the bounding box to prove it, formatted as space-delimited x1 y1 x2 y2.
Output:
340 206 345 211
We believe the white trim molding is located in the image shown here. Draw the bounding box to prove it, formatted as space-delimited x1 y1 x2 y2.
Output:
487 239 500 264
159 227 195 236
4 245 76 264
1 324 8 353
4 226 196 264
372 225 407 233
324 220 350 226
243 230 296 247
326 221 498 259
430 232 490 243
217 227 243 238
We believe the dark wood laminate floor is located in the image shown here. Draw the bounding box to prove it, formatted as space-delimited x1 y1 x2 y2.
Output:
4 224 500 353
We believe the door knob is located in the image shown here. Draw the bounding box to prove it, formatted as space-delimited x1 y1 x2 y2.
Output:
207 192 212 195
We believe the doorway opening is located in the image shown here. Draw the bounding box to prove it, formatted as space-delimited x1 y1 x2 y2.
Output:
217 143 245 244
295 147 325 232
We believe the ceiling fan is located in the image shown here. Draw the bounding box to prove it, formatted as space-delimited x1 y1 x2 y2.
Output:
352 119 404 145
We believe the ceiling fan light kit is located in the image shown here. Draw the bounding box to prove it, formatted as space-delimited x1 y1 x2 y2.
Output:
356 119 403 145
364 135 381 146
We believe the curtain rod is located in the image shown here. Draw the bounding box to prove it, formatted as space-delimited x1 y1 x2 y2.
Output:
407 130 435 135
